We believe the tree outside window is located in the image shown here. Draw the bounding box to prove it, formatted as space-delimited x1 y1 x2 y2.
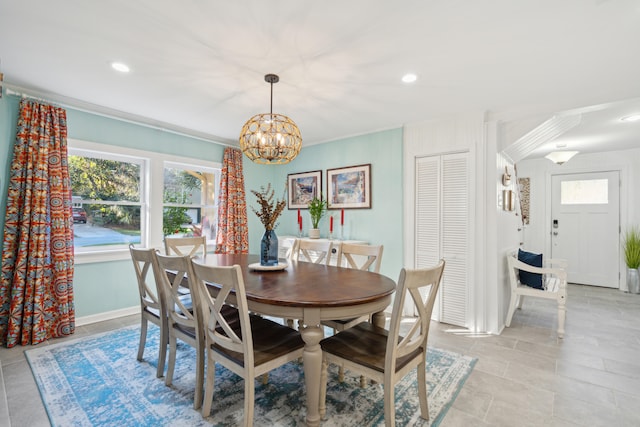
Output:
163 164 218 241
69 154 143 251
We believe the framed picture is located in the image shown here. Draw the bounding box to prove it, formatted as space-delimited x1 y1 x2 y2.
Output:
287 170 322 209
327 164 371 209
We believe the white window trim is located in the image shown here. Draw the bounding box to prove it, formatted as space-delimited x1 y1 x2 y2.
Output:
162 160 221 246
69 138 222 264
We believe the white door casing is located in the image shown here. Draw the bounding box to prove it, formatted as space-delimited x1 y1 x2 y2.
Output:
551 171 620 288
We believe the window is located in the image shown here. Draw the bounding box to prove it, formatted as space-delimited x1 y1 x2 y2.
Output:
163 162 220 243
68 139 222 263
560 179 608 205
69 150 145 252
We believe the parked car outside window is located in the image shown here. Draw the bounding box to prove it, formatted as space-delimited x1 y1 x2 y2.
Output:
72 207 87 224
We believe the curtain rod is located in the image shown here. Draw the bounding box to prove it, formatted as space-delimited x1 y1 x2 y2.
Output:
6 88 53 105
3 83 236 147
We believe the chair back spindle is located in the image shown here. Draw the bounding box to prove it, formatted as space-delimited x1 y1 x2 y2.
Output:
294 239 334 265
164 235 207 258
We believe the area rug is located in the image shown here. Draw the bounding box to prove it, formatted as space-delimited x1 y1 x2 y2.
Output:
25 324 476 427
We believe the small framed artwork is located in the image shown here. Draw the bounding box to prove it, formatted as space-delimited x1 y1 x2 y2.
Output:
287 170 322 209
327 164 371 209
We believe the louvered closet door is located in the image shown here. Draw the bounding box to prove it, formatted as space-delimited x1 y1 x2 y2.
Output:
415 152 468 327
416 157 441 269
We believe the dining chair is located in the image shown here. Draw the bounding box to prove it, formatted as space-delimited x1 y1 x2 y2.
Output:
190 260 305 425
153 253 203 408
287 239 336 329
281 237 300 329
129 244 167 378
319 260 445 427
164 235 207 258
281 237 299 262
153 253 219 410
155 253 243 409
325 243 384 332
163 235 208 296
322 243 384 383
293 239 335 265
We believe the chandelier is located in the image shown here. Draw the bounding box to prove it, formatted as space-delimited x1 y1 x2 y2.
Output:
239 74 302 165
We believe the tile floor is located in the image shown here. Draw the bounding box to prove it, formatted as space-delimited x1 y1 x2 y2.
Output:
1 284 640 426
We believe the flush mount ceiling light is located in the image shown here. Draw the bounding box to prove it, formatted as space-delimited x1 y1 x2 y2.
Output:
239 74 302 165
621 114 640 122
111 62 130 73
545 151 579 165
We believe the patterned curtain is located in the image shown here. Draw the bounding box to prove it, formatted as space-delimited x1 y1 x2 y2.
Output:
0 99 75 347
215 147 249 254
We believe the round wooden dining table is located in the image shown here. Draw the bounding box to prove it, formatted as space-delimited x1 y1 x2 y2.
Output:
192 253 396 427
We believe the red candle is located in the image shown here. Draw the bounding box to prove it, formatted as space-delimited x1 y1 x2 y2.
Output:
341 209 344 226
299 216 302 231
330 216 333 233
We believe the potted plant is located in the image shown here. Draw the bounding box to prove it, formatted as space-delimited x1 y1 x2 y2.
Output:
307 196 327 239
623 226 640 294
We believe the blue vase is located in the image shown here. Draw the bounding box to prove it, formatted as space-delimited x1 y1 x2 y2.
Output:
260 229 279 266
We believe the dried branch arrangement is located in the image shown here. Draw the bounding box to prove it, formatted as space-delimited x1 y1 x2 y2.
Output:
251 184 286 231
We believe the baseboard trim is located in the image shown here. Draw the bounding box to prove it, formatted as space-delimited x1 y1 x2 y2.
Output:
76 306 140 327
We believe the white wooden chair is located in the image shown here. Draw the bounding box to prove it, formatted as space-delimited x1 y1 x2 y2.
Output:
506 252 568 338
164 235 208 296
155 253 242 410
129 245 167 378
153 253 207 409
319 260 445 427
287 239 337 329
326 243 384 331
164 235 207 258
293 239 335 265
190 260 305 425
322 243 384 384
281 237 300 329
280 237 299 262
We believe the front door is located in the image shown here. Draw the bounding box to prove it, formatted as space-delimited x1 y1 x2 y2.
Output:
551 171 620 287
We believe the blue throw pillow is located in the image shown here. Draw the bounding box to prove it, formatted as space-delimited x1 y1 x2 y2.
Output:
517 249 543 289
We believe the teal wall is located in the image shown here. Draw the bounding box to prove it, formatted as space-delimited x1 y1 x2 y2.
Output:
0 90 403 319
0 94 20 230
243 128 404 280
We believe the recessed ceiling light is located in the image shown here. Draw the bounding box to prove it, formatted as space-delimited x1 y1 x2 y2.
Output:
621 114 640 122
402 73 417 83
111 62 130 73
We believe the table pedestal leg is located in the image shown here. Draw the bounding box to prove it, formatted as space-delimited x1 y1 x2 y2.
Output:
371 310 387 328
300 323 323 427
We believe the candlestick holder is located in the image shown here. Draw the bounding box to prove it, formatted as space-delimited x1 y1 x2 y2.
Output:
298 228 303 238
329 231 334 240
340 225 344 240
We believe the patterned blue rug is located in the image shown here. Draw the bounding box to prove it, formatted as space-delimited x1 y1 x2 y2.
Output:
25 324 476 426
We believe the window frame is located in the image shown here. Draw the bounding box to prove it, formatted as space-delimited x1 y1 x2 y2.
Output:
69 139 222 264
162 161 221 245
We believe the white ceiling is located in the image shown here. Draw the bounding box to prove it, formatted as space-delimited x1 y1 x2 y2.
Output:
1 0 640 158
